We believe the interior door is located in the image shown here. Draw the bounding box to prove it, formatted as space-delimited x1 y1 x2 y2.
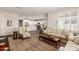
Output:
19 20 23 27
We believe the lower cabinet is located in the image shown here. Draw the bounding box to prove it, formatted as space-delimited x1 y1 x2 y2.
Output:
0 36 10 51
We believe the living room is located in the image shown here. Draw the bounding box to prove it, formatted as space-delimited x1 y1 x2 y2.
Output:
0 7 79 51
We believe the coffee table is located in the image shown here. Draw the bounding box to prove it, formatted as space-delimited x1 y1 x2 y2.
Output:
39 34 60 48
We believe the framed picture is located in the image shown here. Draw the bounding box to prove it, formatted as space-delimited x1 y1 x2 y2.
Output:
7 20 12 26
25 22 29 27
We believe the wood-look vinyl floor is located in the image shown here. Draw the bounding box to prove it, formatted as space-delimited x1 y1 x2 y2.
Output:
8 31 57 51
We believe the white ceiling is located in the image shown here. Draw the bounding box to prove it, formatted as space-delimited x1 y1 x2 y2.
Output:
0 7 61 16
0 7 62 20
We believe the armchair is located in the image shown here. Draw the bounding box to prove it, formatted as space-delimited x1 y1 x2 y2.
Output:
59 32 79 51
58 40 79 51
19 27 31 39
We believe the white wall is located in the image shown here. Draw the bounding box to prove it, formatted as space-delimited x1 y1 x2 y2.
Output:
0 11 47 36
0 12 19 36
48 7 79 32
